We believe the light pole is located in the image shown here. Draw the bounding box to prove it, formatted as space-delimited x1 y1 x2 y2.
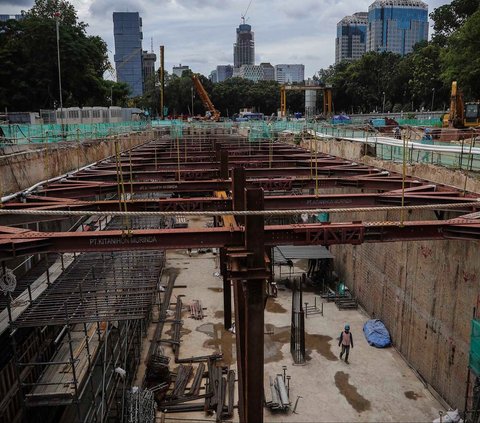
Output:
382 91 386 114
191 86 194 117
431 87 435 111
54 12 65 139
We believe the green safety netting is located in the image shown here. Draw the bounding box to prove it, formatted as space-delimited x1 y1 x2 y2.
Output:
470 320 480 375
0 121 148 145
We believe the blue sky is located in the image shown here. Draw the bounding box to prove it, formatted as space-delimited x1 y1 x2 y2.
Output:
0 0 450 78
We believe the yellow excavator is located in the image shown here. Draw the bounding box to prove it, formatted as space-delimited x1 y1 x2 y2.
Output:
443 81 480 128
191 74 220 121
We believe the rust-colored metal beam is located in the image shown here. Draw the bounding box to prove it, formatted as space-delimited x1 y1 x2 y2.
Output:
1 219 480 260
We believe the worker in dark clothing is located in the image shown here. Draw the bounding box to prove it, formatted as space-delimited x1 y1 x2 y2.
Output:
338 324 354 363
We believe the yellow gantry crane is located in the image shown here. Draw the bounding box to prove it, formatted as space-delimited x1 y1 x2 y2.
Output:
280 85 333 118
191 74 221 121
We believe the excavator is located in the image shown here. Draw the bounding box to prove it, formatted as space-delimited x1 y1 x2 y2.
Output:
191 74 220 121
443 81 480 128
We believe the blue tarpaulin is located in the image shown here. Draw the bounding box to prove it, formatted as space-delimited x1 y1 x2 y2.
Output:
363 319 391 348
332 115 351 125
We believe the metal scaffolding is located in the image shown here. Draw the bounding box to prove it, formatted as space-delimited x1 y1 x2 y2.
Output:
4 215 165 423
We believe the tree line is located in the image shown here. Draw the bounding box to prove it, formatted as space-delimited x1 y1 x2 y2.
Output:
0 0 130 112
0 0 478 116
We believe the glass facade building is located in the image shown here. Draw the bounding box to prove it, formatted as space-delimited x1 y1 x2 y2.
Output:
216 65 234 82
0 15 23 22
275 64 305 84
367 0 428 56
335 12 368 63
113 12 143 97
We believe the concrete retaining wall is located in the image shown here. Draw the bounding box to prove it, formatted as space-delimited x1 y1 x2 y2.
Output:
298 135 480 409
0 130 156 197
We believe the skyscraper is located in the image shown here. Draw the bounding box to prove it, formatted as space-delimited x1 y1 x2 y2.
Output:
113 12 144 97
274 64 305 84
234 23 255 68
366 0 428 56
335 12 368 63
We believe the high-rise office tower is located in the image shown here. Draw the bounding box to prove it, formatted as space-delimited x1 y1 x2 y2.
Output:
113 12 144 97
234 23 255 68
335 12 368 63
366 0 428 56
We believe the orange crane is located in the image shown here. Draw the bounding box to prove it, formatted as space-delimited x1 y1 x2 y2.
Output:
191 74 220 121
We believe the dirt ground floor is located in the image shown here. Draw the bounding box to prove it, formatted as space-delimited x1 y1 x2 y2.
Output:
136 219 445 422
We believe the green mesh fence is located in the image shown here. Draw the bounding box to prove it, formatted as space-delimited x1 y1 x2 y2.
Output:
470 320 480 375
397 118 443 127
0 121 149 145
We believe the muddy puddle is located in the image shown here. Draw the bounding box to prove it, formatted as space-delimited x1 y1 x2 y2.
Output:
335 371 371 413
197 322 235 366
208 287 223 293
405 391 421 400
265 298 287 314
264 324 338 363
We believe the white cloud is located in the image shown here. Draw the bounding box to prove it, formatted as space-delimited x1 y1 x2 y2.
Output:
0 0 453 77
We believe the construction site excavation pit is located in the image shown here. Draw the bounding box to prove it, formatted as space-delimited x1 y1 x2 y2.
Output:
134 216 444 422
1 131 478 423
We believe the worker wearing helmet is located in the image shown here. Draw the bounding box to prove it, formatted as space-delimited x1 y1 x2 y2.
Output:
338 324 354 363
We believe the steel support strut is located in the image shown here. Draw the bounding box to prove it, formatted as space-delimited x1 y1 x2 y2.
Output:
220 248 232 330
233 188 265 423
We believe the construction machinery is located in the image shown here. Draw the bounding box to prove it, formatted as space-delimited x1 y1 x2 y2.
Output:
280 85 332 118
443 81 480 128
191 74 220 121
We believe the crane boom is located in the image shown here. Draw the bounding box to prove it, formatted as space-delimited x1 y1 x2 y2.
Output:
191 74 220 121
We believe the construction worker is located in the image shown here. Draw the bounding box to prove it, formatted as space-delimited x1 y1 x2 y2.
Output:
338 324 354 363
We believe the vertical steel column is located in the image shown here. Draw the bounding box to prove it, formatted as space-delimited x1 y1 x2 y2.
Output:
220 150 229 180
220 248 232 330
233 277 247 423
232 167 246 226
243 188 265 423
160 46 165 120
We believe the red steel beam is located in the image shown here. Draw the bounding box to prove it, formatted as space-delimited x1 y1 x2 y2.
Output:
34 174 428 198
4 193 477 213
1 220 480 260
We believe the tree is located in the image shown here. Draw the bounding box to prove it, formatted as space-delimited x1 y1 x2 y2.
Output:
441 10 480 100
26 0 84 29
403 42 447 110
0 0 115 111
430 0 480 45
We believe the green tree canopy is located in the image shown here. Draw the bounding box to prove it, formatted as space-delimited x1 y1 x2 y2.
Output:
441 9 480 100
430 0 480 45
0 0 119 111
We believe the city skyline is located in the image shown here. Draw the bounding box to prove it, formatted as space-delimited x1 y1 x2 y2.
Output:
1 0 450 78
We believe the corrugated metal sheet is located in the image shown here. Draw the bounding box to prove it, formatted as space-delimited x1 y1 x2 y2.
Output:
273 245 333 264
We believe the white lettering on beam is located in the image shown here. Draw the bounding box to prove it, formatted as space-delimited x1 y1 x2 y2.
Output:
89 236 158 246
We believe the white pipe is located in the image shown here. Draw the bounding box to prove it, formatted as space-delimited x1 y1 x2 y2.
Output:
310 131 480 155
